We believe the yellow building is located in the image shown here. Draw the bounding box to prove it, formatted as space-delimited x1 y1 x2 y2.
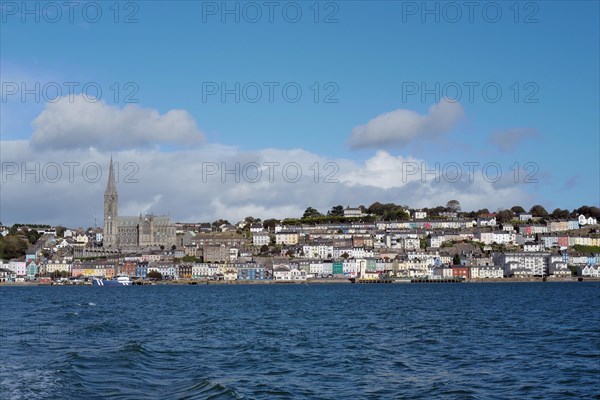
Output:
276 231 300 245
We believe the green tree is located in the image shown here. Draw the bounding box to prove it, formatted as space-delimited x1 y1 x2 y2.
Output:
446 200 461 212
511 206 526 214
327 205 344 217
211 219 230 228
530 204 548 218
575 206 600 219
367 202 386 216
367 202 409 220
0 235 28 260
302 207 322 219
452 254 461 265
26 229 41 245
496 209 515 223
259 244 269 253
262 218 280 231
181 255 200 262
55 226 66 237
147 270 163 280
551 208 570 219
573 245 600 253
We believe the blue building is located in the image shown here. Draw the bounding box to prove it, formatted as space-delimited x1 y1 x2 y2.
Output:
136 261 148 279
26 261 39 279
238 264 267 280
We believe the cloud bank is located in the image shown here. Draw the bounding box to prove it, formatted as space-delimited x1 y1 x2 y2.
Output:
349 98 464 149
30 95 205 151
1 142 533 227
1 98 537 227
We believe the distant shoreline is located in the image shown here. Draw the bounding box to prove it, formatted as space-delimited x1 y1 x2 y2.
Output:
1 277 599 286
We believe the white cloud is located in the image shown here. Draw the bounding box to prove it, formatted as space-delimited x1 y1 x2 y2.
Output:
30 95 205 151
340 151 423 189
0 141 533 227
348 98 464 149
0 99 538 226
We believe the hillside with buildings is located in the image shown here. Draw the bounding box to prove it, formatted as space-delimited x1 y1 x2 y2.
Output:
1 202 599 283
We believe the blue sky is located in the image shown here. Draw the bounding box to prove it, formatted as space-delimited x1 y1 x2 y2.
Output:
1 1 599 226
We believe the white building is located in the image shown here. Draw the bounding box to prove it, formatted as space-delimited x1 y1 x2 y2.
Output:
44 259 72 274
493 232 516 244
249 223 264 233
55 239 73 250
578 214 598 226
477 217 497 227
252 232 270 247
192 263 219 278
548 262 571 277
523 242 544 252
273 264 291 280
578 265 600 277
303 244 333 259
477 266 504 279
414 210 427 219
148 263 178 279
518 213 532 222
474 231 515 245
501 224 515 232
343 207 364 218
229 248 239 261
309 262 324 276
541 236 559 249
332 248 374 259
290 268 307 281
427 234 445 248
495 252 550 276
384 234 421 250
342 259 358 277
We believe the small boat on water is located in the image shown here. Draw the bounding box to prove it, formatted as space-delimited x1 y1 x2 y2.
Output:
92 276 132 286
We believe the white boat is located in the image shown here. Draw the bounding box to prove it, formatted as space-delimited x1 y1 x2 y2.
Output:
92 276 132 286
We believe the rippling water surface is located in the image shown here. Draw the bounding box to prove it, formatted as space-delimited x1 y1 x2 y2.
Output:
1 282 599 399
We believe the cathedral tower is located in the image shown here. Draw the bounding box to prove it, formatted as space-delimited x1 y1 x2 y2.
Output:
103 157 119 247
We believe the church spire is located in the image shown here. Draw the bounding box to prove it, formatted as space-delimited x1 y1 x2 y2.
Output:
106 156 116 193
103 156 119 248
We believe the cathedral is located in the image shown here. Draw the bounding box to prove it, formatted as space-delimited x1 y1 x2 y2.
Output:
103 158 177 249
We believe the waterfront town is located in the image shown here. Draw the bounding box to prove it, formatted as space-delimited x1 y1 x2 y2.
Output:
2 206 600 284
1 160 599 284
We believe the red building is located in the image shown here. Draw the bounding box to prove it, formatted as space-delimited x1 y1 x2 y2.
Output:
557 236 569 248
452 266 470 279
119 261 137 277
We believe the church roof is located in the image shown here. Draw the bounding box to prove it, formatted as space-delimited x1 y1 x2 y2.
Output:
117 215 174 227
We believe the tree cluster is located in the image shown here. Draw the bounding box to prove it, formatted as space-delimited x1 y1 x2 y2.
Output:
0 235 29 260
147 270 163 280
367 202 410 220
